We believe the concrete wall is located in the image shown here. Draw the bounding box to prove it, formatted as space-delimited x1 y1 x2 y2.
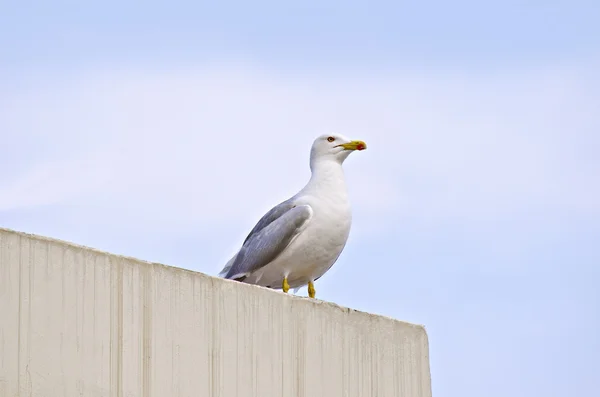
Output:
0 227 432 397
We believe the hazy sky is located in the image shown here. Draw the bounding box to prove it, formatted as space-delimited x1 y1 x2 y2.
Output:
1 1 599 396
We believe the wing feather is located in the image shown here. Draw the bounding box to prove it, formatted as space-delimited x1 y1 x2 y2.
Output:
223 203 312 280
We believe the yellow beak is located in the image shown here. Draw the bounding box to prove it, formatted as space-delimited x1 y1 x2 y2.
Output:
337 140 367 151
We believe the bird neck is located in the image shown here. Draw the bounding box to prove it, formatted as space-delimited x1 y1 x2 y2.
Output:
303 159 348 196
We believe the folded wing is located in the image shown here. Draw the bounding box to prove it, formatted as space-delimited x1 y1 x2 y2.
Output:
222 200 313 280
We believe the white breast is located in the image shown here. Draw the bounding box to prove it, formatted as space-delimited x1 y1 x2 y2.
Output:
247 156 354 289
252 189 352 288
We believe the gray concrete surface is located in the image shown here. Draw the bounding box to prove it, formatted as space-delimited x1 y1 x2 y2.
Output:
0 227 432 397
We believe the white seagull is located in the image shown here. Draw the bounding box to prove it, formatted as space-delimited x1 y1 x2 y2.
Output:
219 133 367 298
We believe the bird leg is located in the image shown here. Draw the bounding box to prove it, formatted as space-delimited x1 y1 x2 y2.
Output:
282 277 290 293
308 281 316 299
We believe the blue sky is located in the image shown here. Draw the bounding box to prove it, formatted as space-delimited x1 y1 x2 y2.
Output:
1 1 599 396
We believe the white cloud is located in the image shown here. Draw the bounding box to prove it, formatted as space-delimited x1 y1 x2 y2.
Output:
1 63 598 237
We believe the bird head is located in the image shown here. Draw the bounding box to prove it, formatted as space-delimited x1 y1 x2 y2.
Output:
309 133 367 167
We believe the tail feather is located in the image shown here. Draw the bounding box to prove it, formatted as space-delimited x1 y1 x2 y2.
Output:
218 251 239 278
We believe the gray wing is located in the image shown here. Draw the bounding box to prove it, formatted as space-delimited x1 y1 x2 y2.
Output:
218 198 295 278
223 201 312 280
241 198 296 244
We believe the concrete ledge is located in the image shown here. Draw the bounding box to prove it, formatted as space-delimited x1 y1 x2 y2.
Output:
0 227 432 397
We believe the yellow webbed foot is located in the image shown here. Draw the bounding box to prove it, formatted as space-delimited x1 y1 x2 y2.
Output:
308 281 316 299
282 277 290 293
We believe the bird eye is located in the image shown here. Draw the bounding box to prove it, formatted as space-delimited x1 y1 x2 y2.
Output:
327 136 335 142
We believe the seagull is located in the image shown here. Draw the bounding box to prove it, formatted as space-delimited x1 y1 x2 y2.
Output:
219 133 367 298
